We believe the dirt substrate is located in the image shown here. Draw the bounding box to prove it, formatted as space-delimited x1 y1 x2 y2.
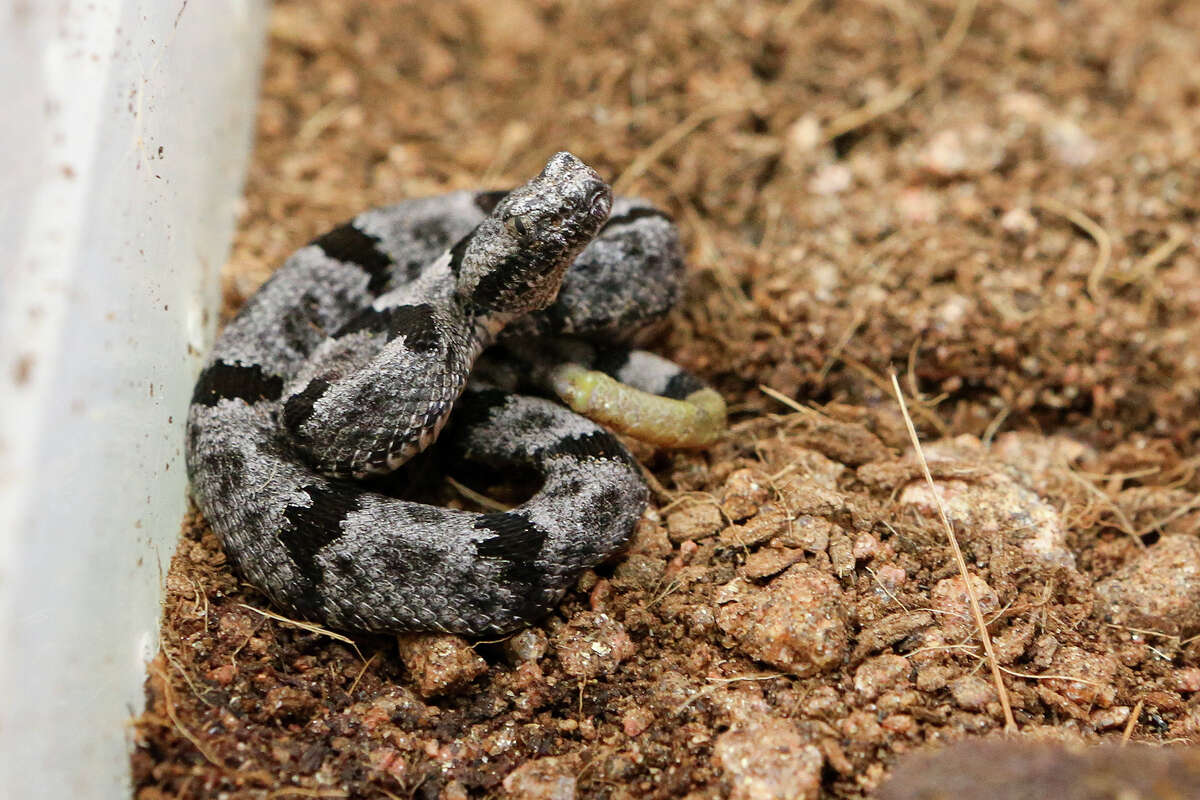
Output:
132 1 1200 798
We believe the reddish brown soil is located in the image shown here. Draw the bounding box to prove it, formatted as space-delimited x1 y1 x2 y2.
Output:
132 1 1200 798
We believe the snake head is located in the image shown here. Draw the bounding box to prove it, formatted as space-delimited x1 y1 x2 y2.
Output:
455 151 613 317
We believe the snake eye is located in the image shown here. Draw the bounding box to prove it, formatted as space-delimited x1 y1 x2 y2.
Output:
586 185 611 218
506 213 536 245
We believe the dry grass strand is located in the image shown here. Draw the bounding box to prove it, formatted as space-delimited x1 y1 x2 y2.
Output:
890 370 1017 733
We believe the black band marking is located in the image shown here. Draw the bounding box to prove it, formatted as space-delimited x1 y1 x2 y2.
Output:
473 190 509 215
600 207 671 233
469 252 537 309
335 303 439 352
278 291 326 356
474 512 549 597
592 347 633 379
447 388 511 435
280 483 361 613
577 483 633 545
663 371 705 400
538 430 634 466
192 361 284 407
313 223 394 294
282 378 332 435
447 229 475 277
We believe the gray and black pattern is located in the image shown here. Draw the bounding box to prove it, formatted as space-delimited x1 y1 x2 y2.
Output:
186 152 695 635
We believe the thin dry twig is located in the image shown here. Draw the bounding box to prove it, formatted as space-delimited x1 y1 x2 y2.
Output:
445 475 512 512
151 660 227 770
822 0 978 141
265 788 349 799
904 643 982 658
614 102 745 194
1034 197 1114 301
347 651 379 696
1071 466 1162 482
1133 492 1200 538
981 402 1011 447
875 0 938 61
1114 229 1187 284
1103 621 1180 641
675 672 785 715
759 384 812 415
637 460 677 504
890 370 1017 733
995 666 1105 687
865 566 910 611
817 308 868 385
239 603 363 659
1121 699 1144 745
680 204 753 311
657 489 722 516
845 356 950 436
1058 464 1145 549
647 576 684 609
161 644 214 709
296 99 353 144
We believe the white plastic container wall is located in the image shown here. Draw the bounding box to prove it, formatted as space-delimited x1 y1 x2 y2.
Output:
0 2 268 796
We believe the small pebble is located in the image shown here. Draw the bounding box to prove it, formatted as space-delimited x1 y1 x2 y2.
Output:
357 685 427 732
1000 207 1037 238
916 124 1005 179
871 565 907 596
854 654 913 701
895 187 940 225
741 547 806 580
898 469 1075 569
947 675 996 712
502 628 549 664
713 717 824 800
502 755 577 800
716 564 849 676
264 685 316 722
1043 118 1098 167
722 468 771 521
1096 534 1200 636
1174 667 1200 693
774 514 835 553
552 612 635 679
785 115 822 155
667 504 724 543
809 163 853 196
1044 646 1118 708
621 706 655 738
721 505 789 548
1090 706 1131 731
880 713 916 736
611 553 667 591
206 664 237 686
628 516 672 556
852 532 881 561
396 633 487 698
930 573 1000 640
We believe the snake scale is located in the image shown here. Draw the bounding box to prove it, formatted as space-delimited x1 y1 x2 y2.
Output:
186 153 723 635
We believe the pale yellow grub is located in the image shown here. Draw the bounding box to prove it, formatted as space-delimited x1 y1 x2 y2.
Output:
549 363 726 448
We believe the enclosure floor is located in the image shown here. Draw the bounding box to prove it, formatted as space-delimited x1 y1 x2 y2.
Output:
133 1 1200 797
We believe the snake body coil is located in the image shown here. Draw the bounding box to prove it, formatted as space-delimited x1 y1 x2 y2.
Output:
186 153 705 635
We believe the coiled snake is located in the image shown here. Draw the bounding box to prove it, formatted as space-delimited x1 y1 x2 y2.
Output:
186 153 724 635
